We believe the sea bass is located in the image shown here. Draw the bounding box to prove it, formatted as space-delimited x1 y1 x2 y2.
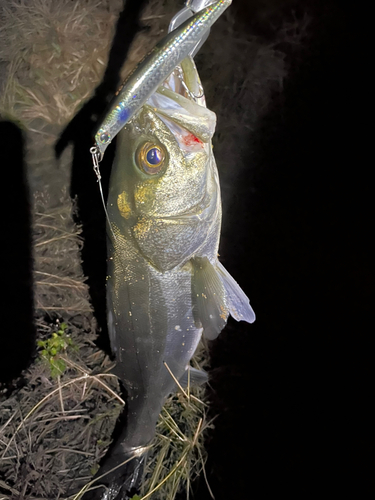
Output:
85 59 255 500
84 3 254 499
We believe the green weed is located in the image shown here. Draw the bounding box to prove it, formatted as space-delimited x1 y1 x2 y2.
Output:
37 322 77 378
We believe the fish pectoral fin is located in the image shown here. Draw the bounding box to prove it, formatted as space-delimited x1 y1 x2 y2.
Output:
217 261 256 324
191 256 229 340
179 366 208 388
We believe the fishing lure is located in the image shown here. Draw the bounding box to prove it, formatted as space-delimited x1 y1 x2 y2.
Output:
94 0 231 158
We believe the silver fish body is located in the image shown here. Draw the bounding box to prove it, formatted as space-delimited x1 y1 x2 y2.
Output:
86 29 254 500
107 109 215 450
105 56 255 458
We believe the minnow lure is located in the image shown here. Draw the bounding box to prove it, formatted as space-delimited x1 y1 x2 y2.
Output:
94 0 231 158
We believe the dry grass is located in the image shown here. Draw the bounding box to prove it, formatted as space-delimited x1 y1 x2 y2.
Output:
0 320 121 499
0 0 121 126
33 193 94 318
0 321 211 500
0 0 176 129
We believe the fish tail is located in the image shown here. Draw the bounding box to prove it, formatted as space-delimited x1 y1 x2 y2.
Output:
80 449 148 500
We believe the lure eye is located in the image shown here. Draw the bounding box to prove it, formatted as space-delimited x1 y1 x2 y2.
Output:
98 131 111 144
137 142 165 175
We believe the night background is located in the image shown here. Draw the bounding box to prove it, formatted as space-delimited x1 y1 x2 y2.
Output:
0 0 371 498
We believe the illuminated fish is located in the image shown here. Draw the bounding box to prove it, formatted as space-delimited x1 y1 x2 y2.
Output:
84 2 255 499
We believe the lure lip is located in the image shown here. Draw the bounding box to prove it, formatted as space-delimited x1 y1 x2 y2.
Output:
94 0 231 158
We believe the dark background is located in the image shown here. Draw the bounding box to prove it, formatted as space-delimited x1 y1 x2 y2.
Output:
192 1 371 498
0 0 371 497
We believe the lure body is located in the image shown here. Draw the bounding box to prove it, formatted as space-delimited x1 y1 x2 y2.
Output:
95 0 232 157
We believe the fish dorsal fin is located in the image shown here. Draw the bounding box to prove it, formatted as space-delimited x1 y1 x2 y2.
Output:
191 256 229 340
179 366 208 388
217 261 256 324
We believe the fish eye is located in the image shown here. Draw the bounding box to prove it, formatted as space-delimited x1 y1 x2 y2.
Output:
137 142 165 175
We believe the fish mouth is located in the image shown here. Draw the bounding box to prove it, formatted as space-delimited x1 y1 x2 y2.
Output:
155 58 216 223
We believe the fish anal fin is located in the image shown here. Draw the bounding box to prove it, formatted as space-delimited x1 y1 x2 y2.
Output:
217 261 256 324
191 256 229 340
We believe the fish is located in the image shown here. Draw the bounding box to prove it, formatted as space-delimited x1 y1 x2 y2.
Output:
95 0 232 158
83 3 255 500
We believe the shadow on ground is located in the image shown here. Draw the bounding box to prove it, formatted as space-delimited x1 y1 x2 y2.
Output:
0 120 35 383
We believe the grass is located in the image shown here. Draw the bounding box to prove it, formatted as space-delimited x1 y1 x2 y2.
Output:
0 321 212 500
0 0 121 126
33 199 93 317
0 320 122 499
